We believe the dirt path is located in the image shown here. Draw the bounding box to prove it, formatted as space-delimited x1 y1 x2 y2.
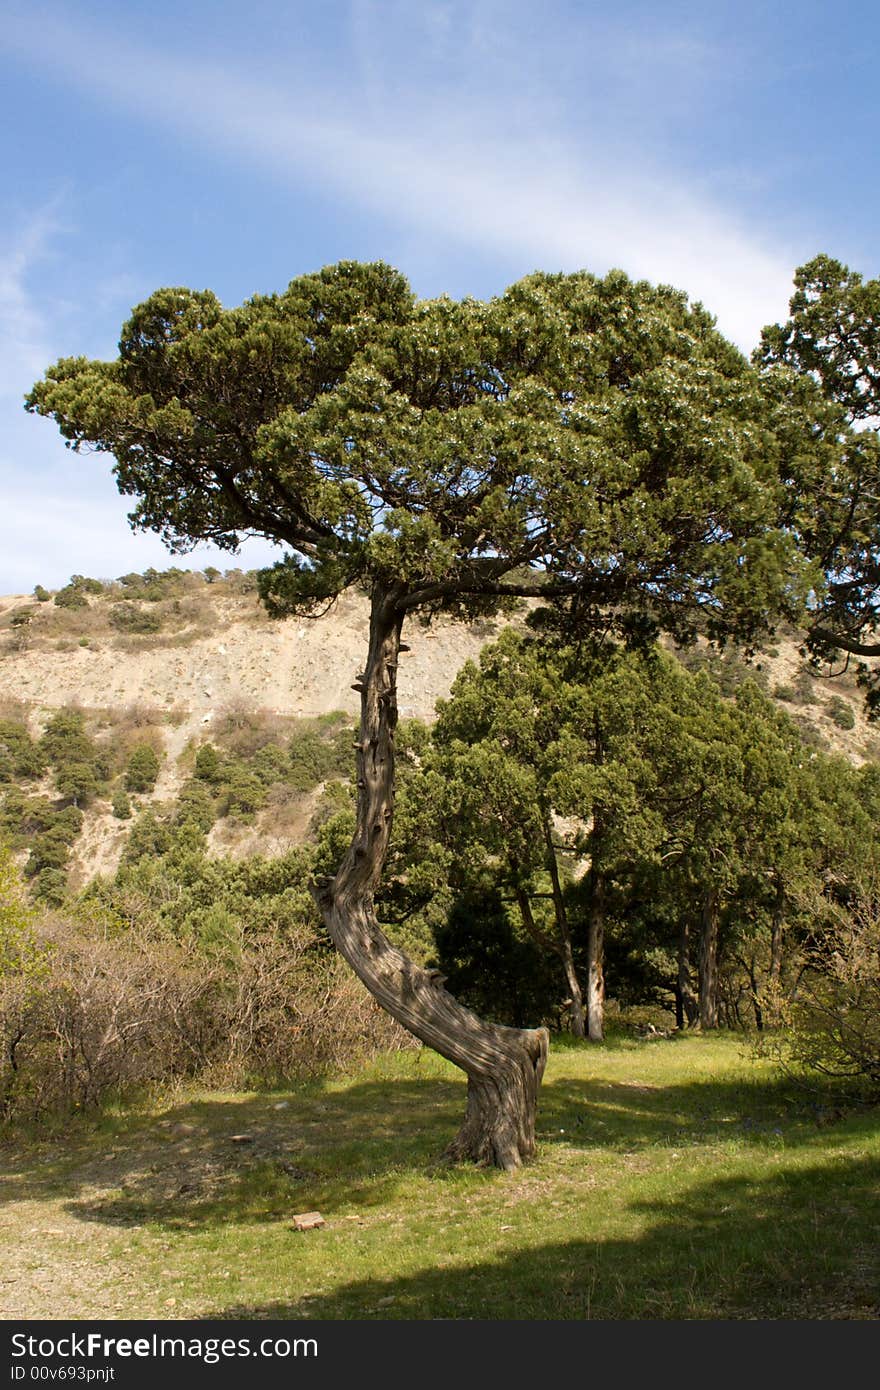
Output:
0 1100 317 1320
0 1192 138 1319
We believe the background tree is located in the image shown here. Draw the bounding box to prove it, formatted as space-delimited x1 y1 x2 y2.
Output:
757 256 880 710
27 260 822 1168
426 630 593 1037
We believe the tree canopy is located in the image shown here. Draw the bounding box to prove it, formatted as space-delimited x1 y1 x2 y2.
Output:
28 260 816 645
756 255 880 707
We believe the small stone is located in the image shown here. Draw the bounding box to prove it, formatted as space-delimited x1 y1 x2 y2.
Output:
272 1101 289 1110
291 1212 325 1231
229 1134 254 1144
377 1296 396 1307
164 1297 177 1308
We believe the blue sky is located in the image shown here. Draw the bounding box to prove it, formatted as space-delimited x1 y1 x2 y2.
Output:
2 0 878 592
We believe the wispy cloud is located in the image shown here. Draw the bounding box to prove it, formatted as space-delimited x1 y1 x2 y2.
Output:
0 203 65 400
2 4 798 349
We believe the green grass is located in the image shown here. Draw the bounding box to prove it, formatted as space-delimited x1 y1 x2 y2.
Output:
2 1034 878 1320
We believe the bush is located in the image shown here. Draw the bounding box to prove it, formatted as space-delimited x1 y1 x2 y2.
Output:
125 743 161 793
175 781 216 833
288 719 355 792
0 860 411 1124
220 766 266 818
41 709 106 775
0 910 215 1121
0 720 45 782
827 695 856 730
793 670 818 705
194 743 223 783
112 788 132 819
33 585 51 603
120 809 173 865
109 603 162 634
53 586 87 610
55 761 100 807
762 893 880 1095
31 867 68 906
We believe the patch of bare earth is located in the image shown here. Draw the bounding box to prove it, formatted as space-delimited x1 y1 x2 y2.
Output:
0 1112 310 1320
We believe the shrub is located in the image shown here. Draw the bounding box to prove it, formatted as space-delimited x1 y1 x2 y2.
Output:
0 855 411 1123
109 603 162 634
112 788 132 819
33 585 51 603
175 781 216 833
70 575 104 595
55 761 100 808
120 810 173 865
41 710 107 780
762 893 880 1095
827 695 856 730
0 909 216 1121
124 743 161 793
288 719 355 792
220 766 266 818
194 743 223 783
53 586 88 610
31 867 68 906
0 720 45 782
793 670 818 705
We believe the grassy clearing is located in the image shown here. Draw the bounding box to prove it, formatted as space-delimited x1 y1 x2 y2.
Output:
2 1034 878 1320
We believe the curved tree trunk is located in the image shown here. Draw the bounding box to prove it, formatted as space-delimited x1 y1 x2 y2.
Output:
313 587 549 1170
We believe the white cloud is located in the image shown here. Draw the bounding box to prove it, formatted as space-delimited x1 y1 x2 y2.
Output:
0 204 64 401
2 5 797 350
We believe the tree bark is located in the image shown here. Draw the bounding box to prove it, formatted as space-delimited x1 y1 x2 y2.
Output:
698 889 720 1030
314 587 549 1170
585 868 606 1042
513 883 585 1039
675 917 698 1029
769 874 785 989
540 817 587 1038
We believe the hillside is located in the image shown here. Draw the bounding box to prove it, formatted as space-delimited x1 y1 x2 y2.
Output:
1 567 878 890
0 571 508 884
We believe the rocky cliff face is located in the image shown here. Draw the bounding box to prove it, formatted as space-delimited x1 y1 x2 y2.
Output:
0 580 509 882
1 576 877 887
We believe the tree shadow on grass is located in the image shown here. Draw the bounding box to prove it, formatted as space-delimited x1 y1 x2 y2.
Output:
537 1069 863 1152
1 1058 872 1237
209 1151 880 1321
0 1074 468 1230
